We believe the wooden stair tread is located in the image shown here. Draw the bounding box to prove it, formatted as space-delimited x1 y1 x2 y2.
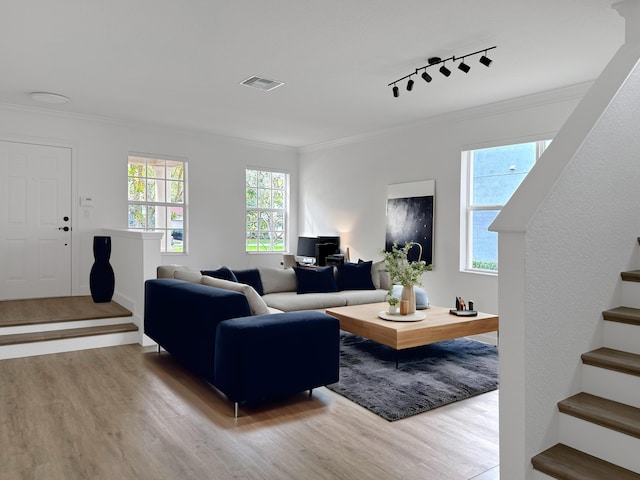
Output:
0 296 132 328
0 323 138 346
621 270 640 283
602 306 640 326
559 392 640 440
582 347 640 377
532 443 640 480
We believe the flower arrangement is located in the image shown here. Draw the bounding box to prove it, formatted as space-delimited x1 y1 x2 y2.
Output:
382 241 432 288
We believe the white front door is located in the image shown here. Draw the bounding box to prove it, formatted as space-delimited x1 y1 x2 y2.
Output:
0 141 72 300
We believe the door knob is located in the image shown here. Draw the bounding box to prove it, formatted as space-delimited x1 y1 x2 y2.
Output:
58 226 70 232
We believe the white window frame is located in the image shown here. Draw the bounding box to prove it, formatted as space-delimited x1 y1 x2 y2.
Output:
127 153 187 254
460 139 550 274
245 167 289 254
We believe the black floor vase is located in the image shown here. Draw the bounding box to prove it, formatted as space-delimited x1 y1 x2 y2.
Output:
90 236 115 303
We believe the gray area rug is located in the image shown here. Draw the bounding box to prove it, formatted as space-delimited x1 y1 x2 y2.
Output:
326 332 498 421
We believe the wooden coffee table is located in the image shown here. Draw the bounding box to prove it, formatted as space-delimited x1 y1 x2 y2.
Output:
325 302 498 357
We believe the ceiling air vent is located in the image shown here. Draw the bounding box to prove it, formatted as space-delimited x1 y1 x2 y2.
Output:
240 76 284 92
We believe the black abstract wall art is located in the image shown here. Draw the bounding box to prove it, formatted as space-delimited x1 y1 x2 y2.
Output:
385 180 434 265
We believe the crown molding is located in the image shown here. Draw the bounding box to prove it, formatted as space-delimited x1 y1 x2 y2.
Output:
298 81 593 154
0 101 296 153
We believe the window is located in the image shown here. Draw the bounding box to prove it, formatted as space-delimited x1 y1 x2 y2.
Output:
128 155 187 253
245 168 288 253
461 140 550 273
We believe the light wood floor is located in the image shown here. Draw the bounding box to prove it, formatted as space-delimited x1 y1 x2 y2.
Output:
0 344 499 480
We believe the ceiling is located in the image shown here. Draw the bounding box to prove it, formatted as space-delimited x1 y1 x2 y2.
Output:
0 1 625 148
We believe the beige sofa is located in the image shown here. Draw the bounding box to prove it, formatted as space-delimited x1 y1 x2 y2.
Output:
157 264 389 313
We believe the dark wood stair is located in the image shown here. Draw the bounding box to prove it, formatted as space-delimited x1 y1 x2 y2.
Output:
581 347 640 377
602 306 640 326
0 323 139 346
558 392 640 440
621 270 640 283
532 261 640 478
532 443 640 480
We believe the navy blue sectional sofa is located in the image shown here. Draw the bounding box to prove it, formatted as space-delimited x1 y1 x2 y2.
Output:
144 278 340 416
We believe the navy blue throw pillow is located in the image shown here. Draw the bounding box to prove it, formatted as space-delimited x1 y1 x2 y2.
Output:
201 266 237 282
337 261 375 291
232 268 264 296
294 266 338 294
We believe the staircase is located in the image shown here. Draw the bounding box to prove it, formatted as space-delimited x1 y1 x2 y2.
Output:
0 296 139 360
531 270 640 479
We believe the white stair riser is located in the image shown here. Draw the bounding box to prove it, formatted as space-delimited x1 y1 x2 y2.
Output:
558 413 640 474
582 365 640 409
532 472 557 480
0 331 140 360
0 316 134 336
603 320 640 355
620 281 640 309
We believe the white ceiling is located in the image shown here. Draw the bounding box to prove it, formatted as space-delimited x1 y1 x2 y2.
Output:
0 1 625 147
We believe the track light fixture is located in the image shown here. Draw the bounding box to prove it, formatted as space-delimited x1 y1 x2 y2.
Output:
479 51 493 67
407 78 414 91
388 45 496 98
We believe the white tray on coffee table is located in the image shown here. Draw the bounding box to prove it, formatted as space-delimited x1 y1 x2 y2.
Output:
378 311 426 322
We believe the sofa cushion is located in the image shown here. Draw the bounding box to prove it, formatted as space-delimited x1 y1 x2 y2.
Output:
173 269 203 283
258 267 297 294
337 261 375 291
262 292 348 312
201 266 237 282
358 259 386 289
390 285 430 309
336 289 388 306
157 264 200 279
201 276 270 316
231 268 264 296
370 260 386 289
294 266 338 294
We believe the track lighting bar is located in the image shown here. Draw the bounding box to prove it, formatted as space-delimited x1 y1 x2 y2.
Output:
389 46 496 97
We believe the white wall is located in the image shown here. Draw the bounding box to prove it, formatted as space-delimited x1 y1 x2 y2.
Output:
298 87 585 313
0 105 298 297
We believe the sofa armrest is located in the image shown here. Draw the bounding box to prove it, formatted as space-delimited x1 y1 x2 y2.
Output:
144 278 252 382
214 311 340 404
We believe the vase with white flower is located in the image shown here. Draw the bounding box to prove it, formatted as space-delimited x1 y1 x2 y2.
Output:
382 241 432 315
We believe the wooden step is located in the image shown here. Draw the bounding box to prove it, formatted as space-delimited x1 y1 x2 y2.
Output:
621 271 640 283
0 323 138 346
0 296 132 328
558 393 640 440
602 307 640 326
532 443 640 480
582 348 640 377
